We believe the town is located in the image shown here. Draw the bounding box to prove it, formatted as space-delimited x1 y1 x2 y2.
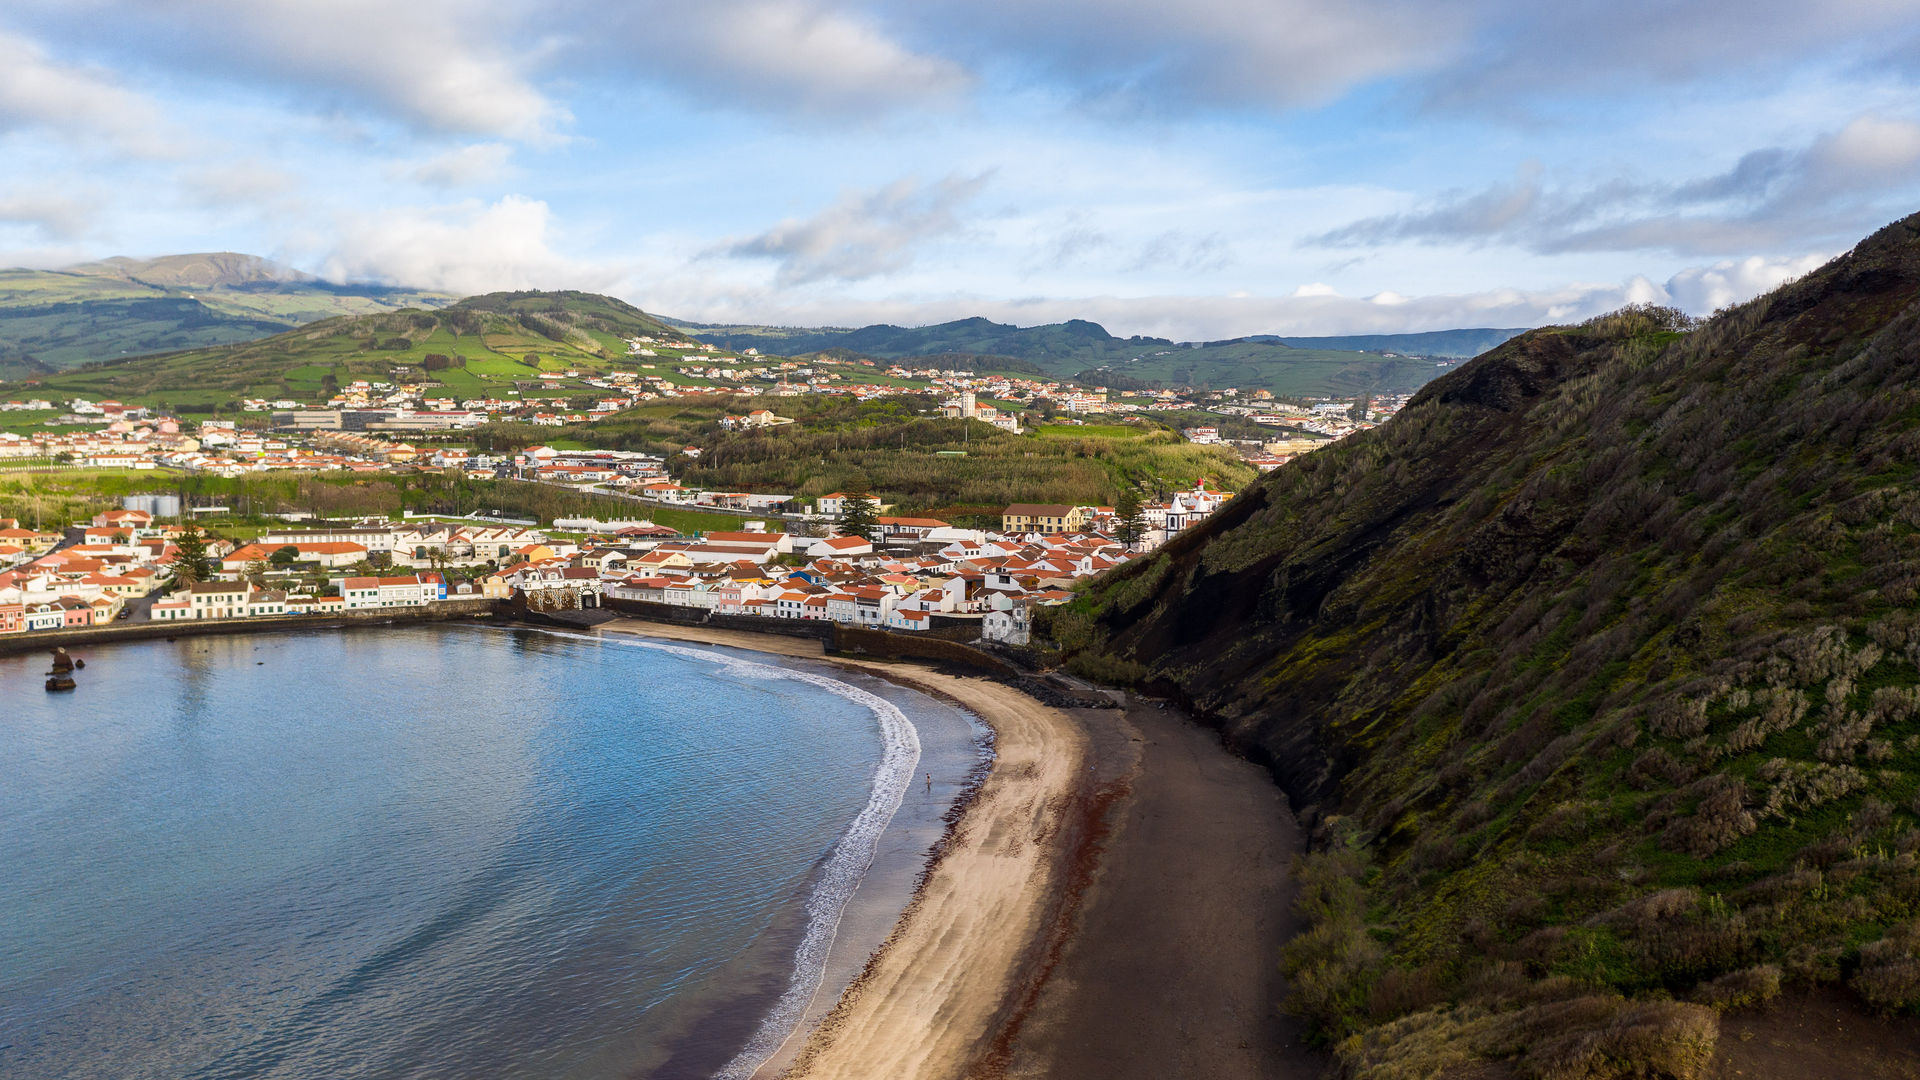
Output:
0 341 1398 645
0 473 1240 645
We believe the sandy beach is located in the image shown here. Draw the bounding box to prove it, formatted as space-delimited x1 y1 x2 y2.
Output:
602 618 1317 1080
603 619 1092 1079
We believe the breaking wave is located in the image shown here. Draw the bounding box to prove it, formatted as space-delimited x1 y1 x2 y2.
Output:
515 629 921 1079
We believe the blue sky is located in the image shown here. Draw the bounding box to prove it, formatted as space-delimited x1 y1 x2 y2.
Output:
2 0 1918 338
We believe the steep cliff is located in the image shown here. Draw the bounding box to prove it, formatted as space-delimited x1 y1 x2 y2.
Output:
1057 212 1920 1075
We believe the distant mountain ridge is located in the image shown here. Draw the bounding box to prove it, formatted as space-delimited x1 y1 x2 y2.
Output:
676 314 1480 397
0 253 455 377
1252 327 1530 358
19 289 688 411
66 253 316 290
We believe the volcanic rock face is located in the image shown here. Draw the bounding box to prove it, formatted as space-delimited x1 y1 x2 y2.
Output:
1059 212 1920 1066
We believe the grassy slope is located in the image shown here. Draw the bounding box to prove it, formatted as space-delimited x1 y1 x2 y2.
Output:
7 291 692 410
1055 213 1920 1075
477 394 1257 515
676 316 1447 397
0 258 455 374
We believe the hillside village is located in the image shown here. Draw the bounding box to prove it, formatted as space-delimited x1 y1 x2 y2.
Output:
0 330 1396 475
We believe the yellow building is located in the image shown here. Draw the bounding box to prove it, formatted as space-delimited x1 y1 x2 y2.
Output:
1002 503 1090 535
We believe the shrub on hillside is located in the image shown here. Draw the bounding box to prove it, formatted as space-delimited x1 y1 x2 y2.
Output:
1853 921 1920 1014
1691 965 1781 1011
1334 994 1718 1080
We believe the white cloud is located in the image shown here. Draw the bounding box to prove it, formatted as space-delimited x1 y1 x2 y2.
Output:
0 29 172 156
625 0 971 114
13 1 563 141
645 250 1836 341
213 0 564 140
1803 115 1920 184
0 189 94 240
924 0 1459 111
181 161 299 206
401 143 516 188
721 172 992 285
1662 252 1831 312
318 195 605 295
1311 116 1920 256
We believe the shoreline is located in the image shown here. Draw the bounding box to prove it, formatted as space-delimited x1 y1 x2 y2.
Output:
560 624 980 1079
600 618 1095 1080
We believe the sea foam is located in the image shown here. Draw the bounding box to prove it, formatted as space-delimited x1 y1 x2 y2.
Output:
521 629 922 1078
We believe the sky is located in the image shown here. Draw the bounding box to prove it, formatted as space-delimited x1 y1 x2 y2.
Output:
2 1 1919 339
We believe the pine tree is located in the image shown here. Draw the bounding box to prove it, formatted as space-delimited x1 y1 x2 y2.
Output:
839 491 880 543
1115 490 1148 552
170 524 216 586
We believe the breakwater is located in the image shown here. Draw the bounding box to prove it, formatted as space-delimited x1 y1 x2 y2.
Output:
0 598 501 657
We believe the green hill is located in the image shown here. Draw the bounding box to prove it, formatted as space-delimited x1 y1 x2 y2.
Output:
11 290 691 411
0 253 455 378
1053 213 1920 1075
674 315 1451 397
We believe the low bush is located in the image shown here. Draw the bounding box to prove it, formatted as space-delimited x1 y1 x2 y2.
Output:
1691 964 1781 1011
1853 921 1920 1014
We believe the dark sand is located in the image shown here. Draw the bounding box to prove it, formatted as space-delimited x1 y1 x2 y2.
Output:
998 696 1326 1079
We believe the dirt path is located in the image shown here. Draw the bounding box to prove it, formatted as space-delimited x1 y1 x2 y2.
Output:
1000 698 1322 1079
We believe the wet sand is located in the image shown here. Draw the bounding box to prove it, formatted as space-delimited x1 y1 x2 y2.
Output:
600 619 1315 1079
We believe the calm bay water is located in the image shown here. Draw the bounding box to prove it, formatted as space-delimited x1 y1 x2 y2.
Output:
0 626 971 1080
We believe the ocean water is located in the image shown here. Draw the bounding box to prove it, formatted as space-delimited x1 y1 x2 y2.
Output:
0 625 979 1080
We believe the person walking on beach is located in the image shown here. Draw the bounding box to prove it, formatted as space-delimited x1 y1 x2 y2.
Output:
925 772 932 793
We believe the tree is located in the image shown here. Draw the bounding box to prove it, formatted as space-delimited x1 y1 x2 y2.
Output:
838 490 880 543
170 523 216 586
1115 490 1148 552
269 545 299 568
243 559 270 587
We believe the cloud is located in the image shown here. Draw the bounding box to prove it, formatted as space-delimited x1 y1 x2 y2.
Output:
12 1 563 140
0 29 172 155
1128 231 1232 273
648 250 1836 342
608 0 971 115
181 162 300 206
1310 116 1920 256
0 190 94 240
917 0 1458 112
1662 253 1832 312
318 195 605 295
1032 222 1112 269
1422 0 1920 110
720 172 992 285
401 142 515 188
